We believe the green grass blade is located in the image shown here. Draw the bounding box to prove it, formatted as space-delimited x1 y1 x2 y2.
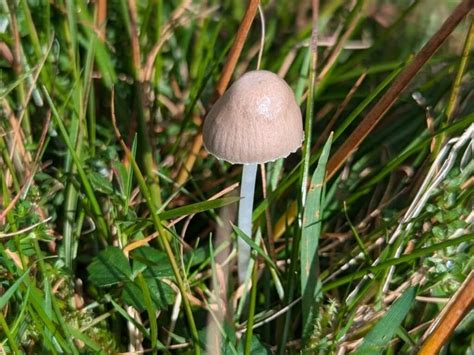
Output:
333 63 404 141
0 312 20 353
0 267 31 309
300 133 332 342
159 197 240 220
136 273 159 351
323 233 473 291
65 324 104 353
232 224 278 272
355 287 416 354
109 298 150 338
119 129 201 353
28 287 72 352
42 86 110 240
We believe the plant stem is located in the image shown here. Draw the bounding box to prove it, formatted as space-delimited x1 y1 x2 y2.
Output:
238 163 258 283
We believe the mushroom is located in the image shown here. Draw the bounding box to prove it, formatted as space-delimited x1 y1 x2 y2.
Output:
203 70 303 283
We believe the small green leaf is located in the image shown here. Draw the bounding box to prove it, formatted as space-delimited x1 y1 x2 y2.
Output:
184 246 209 268
88 247 132 287
88 170 114 195
355 287 417 354
112 161 128 197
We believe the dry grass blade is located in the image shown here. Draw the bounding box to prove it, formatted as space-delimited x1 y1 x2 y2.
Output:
326 0 474 180
0 217 52 238
214 0 260 98
95 0 107 41
314 71 367 153
0 112 51 221
271 3 474 237
417 271 474 355
127 0 142 79
176 0 260 185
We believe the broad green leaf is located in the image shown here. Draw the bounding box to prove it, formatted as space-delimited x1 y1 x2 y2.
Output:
355 287 417 354
235 335 272 355
301 133 332 341
130 246 173 278
122 278 174 311
88 247 132 287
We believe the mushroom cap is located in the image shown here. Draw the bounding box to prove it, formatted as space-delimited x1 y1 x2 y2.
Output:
203 70 304 164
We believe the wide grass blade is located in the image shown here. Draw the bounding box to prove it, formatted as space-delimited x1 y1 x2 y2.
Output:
355 287 417 354
300 133 332 342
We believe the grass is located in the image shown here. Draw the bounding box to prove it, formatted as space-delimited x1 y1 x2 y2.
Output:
1 0 473 354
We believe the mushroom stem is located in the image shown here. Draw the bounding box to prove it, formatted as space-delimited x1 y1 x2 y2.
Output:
237 163 258 283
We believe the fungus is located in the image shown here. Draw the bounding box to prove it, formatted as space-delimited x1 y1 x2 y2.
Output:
203 70 303 282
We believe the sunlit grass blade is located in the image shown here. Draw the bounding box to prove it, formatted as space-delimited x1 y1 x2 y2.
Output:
232 224 278 272
0 312 20 354
355 287 416 354
159 196 240 220
0 267 31 309
300 133 332 343
323 233 473 291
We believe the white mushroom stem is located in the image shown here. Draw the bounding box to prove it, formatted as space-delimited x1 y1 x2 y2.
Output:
237 163 258 283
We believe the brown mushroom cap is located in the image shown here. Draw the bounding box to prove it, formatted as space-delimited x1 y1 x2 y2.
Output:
203 70 304 164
